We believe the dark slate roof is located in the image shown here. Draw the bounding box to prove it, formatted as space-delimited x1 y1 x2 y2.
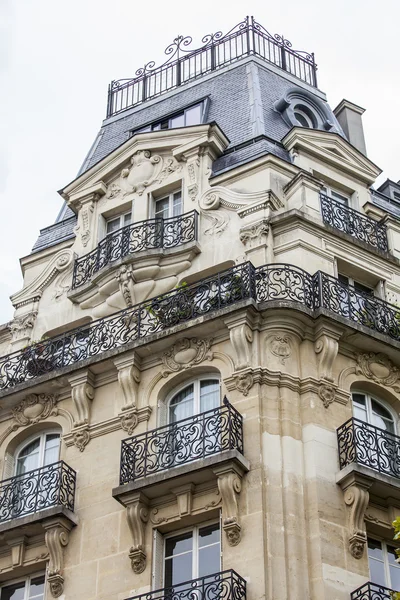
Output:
371 189 400 219
31 216 76 253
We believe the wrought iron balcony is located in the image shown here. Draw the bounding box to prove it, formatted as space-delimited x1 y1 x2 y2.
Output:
320 193 388 252
351 581 398 599
2 262 400 392
124 569 246 600
120 397 243 484
107 16 317 117
72 210 199 289
0 461 76 523
337 418 400 478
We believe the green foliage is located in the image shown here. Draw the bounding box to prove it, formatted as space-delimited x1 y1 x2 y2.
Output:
392 518 400 599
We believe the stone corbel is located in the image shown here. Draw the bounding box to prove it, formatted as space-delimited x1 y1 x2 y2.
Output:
6 536 27 568
43 517 73 598
224 316 254 371
124 492 149 574
338 472 373 559
183 149 201 201
114 352 142 435
213 464 245 546
68 370 95 451
314 323 343 409
172 484 195 517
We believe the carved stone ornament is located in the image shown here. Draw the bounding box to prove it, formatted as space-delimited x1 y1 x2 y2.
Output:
8 311 38 342
344 482 371 559
319 383 336 409
201 210 229 236
74 199 95 248
314 335 339 382
125 494 149 574
239 220 269 247
229 325 253 371
117 265 135 308
43 518 72 598
234 371 254 397
214 466 243 546
118 150 182 197
162 338 213 377
270 336 291 365
120 410 139 435
199 186 283 213
72 427 90 452
12 393 58 426
356 352 400 392
69 375 95 427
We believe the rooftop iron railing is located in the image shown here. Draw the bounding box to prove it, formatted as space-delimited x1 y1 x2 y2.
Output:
351 581 397 599
72 210 198 289
337 418 400 478
0 461 76 522
320 193 388 252
107 16 317 118
2 262 400 392
124 570 246 600
119 397 243 484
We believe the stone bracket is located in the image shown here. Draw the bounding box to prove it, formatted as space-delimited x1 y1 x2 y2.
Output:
213 464 244 546
124 492 149 574
6 535 27 568
314 322 343 409
113 351 142 410
68 369 95 427
43 517 73 598
338 472 373 559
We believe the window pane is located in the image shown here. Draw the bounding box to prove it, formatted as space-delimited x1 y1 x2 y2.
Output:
44 434 60 466
172 192 182 217
200 380 220 412
16 439 41 475
185 104 202 126
354 281 374 296
124 212 132 226
199 543 220 577
331 190 349 206
165 552 193 587
165 531 193 557
0 581 25 600
371 400 395 433
352 394 367 421
106 217 121 234
29 576 45 600
368 539 386 587
170 114 185 128
169 385 194 422
155 197 169 219
338 274 349 286
199 523 220 547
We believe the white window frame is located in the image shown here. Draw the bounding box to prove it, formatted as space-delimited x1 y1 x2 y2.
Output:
293 106 316 128
105 210 132 237
153 190 183 221
133 101 206 135
166 376 221 424
321 185 351 207
163 519 221 586
352 391 397 433
0 571 46 600
368 536 400 589
15 430 61 475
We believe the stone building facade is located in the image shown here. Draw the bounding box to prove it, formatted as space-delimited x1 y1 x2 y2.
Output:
1 15 400 600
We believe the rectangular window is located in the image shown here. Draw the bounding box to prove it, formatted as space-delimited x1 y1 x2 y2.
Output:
155 191 182 220
106 211 132 235
322 185 350 206
131 102 205 137
164 522 220 588
368 538 400 590
0 574 45 600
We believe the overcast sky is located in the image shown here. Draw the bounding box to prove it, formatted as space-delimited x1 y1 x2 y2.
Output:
1 0 399 324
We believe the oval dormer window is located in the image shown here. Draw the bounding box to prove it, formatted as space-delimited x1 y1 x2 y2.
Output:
293 105 317 128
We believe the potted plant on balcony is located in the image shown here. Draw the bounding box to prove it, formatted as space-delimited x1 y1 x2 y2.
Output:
22 337 53 377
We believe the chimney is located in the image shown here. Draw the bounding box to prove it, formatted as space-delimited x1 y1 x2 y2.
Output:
333 99 367 156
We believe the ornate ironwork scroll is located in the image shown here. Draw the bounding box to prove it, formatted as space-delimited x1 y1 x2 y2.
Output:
320 193 388 252
124 569 246 600
337 417 400 478
72 210 198 289
351 581 396 599
0 461 76 522
107 16 317 117
120 397 243 484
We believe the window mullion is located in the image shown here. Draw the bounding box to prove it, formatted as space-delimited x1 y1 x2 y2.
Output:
193 525 199 579
382 541 391 587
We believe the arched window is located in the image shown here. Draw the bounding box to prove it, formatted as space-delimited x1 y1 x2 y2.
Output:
293 104 317 128
168 378 220 423
15 432 61 476
352 392 395 433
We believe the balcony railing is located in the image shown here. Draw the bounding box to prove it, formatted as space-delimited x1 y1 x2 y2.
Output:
320 193 388 252
337 418 400 478
0 461 76 523
107 16 317 117
351 581 397 599
2 262 400 392
72 210 199 289
120 397 243 484
125 570 246 600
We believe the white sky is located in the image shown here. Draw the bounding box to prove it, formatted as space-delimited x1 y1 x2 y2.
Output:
1 0 399 324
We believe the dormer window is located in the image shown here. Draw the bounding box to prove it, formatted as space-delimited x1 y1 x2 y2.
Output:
131 101 207 136
293 105 317 128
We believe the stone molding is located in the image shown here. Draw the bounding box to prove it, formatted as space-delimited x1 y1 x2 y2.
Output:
213 463 245 546
8 311 38 344
123 492 149 574
239 219 269 247
67 370 95 451
338 472 373 559
161 338 214 377
269 335 292 365
43 516 73 597
113 352 142 410
199 186 283 214
149 486 221 526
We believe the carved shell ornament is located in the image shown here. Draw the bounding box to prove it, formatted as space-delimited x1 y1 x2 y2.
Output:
356 352 400 392
161 338 214 377
108 149 182 199
12 393 58 426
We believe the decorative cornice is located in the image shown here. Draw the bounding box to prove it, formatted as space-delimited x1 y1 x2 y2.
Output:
199 186 283 213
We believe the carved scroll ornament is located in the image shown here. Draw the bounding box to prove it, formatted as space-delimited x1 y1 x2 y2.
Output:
125 493 149 574
43 518 72 598
356 352 400 392
12 393 58 426
161 338 213 377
